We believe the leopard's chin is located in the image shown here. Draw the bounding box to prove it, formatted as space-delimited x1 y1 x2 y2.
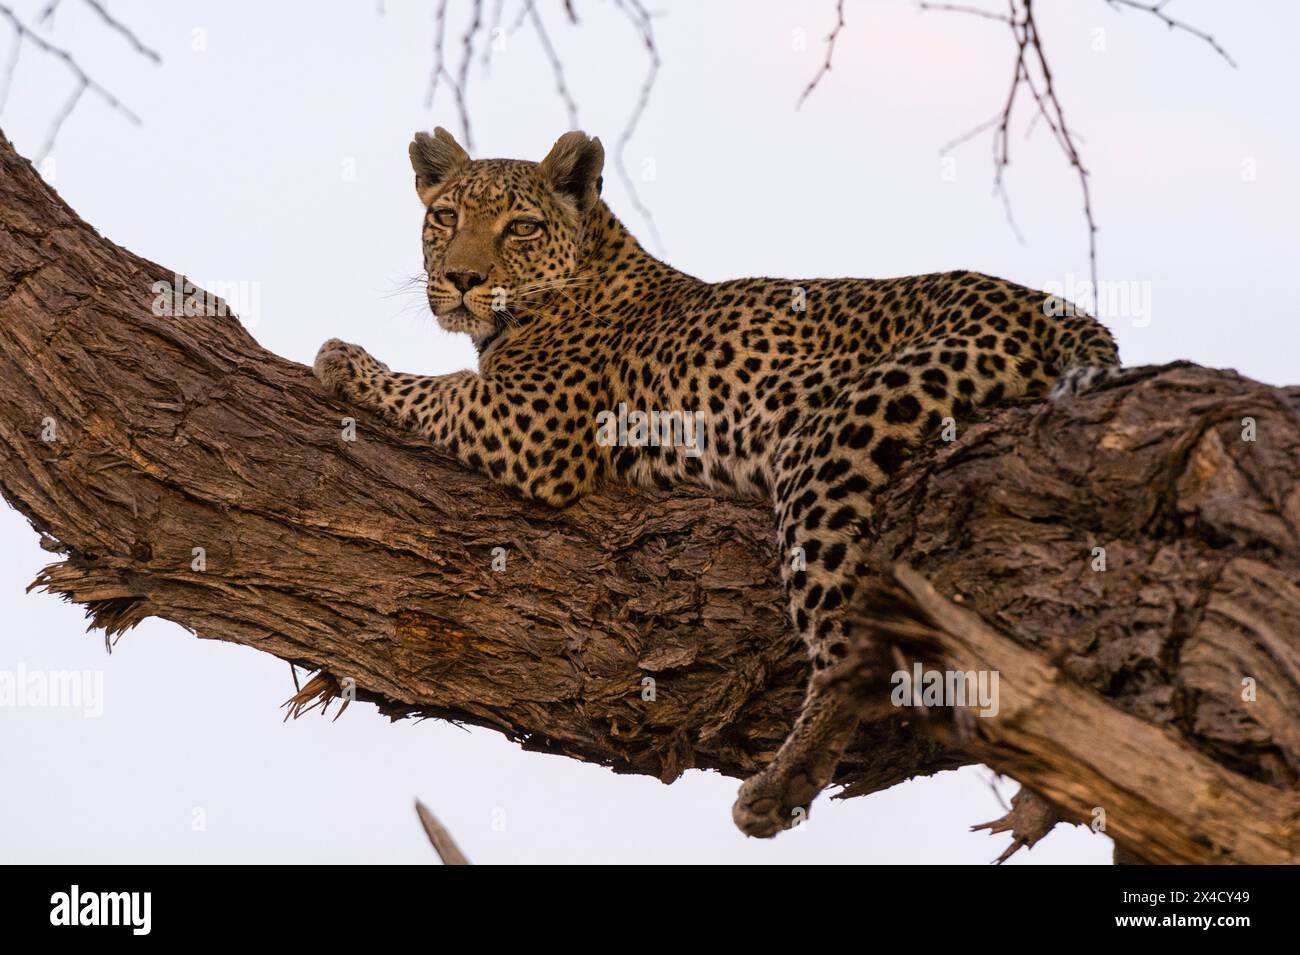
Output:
434 304 498 343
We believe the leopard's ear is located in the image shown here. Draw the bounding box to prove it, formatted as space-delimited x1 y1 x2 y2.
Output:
409 127 470 206
539 131 604 213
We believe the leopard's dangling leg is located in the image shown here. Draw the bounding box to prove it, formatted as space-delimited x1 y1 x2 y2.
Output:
732 337 1049 838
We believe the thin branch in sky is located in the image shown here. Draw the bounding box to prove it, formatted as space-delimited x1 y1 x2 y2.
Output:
39 74 86 161
612 0 663 252
425 0 451 109
915 2 1012 25
0 3 147 162
797 0 846 107
0 25 20 114
80 0 162 63
1105 0 1237 68
527 0 580 129
419 1 663 250
425 0 496 152
480 0 505 70
455 0 483 136
922 0 1235 288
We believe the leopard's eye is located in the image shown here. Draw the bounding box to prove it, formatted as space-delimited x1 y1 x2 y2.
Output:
431 208 457 228
507 219 542 238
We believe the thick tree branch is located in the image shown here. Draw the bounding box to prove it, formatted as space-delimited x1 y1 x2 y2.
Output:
2 131 1298 861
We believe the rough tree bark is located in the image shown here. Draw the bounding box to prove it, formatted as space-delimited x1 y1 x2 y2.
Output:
2 132 1297 863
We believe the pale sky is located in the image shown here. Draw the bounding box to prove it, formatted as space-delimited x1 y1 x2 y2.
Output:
2 0 1295 864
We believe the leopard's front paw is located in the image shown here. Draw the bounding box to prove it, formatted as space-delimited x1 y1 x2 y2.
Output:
313 338 389 401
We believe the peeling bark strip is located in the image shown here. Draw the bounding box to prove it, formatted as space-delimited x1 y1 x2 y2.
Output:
2 131 1298 861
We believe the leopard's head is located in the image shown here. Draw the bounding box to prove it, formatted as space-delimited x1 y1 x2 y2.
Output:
409 127 604 348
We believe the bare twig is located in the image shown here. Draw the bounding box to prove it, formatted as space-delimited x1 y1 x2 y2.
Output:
454 0 483 141
1021 3 1097 285
426 0 580 157
611 0 663 252
527 0 579 129
411 0 1231 278
425 1 451 110
938 114 999 154
40 75 85 161
924 0 1233 289
0 26 20 114
423 0 475 150
1105 0 1237 68
480 0 506 70
415 800 472 864
0 3 142 162
420 0 662 250
797 0 846 107
425 0 448 107
916 2 1011 25
79 0 162 63
508 0 531 33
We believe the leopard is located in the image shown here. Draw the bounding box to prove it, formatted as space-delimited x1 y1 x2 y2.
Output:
313 127 1120 838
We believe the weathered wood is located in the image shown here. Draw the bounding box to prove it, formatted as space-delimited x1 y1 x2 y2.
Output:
3 130 1298 860
852 565 1300 863
856 362 1300 807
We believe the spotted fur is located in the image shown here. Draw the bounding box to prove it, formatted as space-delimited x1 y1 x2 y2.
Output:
314 128 1120 837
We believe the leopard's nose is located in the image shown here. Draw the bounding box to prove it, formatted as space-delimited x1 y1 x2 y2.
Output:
446 269 487 294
